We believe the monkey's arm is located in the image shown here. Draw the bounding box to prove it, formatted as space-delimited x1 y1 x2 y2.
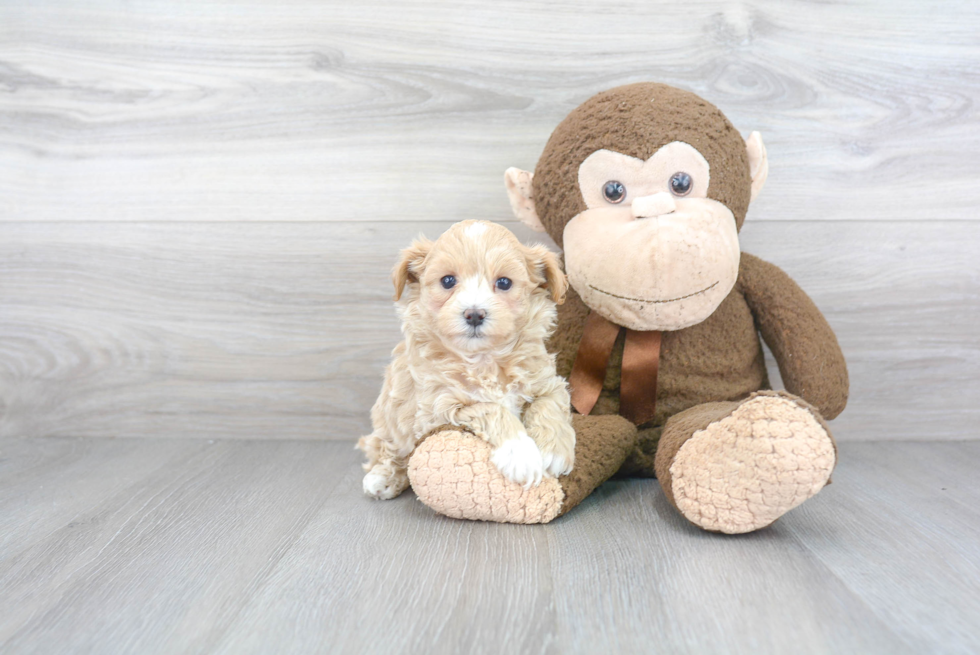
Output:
738 252 848 419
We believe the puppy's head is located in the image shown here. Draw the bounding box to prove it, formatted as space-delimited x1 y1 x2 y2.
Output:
393 220 567 353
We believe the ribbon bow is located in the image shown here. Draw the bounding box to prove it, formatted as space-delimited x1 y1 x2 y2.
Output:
568 311 662 426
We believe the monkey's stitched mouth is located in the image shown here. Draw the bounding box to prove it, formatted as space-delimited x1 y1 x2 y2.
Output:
588 281 719 305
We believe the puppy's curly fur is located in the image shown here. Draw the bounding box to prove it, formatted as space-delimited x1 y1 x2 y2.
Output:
358 220 575 500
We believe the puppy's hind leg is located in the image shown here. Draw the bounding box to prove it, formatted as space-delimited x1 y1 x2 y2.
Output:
357 355 417 500
363 461 410 500
358 431 411 500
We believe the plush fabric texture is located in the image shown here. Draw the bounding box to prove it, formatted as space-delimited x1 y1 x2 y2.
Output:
553 284 769 423
533 82 752 249
739 253 849 420
408 429 565 524
407 414 636 524
561 199 741 332
553 414 637 517
654 391 838 534
576 143 711 209
402 82 848 532
549 252 848 475
567 312 663 425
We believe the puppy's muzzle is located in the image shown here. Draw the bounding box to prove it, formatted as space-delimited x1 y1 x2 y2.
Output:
464 307 487 327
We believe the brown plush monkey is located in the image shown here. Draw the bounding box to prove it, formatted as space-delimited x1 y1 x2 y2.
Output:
407 82 848 533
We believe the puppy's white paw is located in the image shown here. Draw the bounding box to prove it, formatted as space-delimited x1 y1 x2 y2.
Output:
541 451 573 478
491 432 544 489
363 468 408 500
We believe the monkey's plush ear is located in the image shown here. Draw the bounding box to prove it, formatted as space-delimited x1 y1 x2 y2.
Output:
392 237 432 301
525 244 568 305
745 131 769 203
504 167 546 233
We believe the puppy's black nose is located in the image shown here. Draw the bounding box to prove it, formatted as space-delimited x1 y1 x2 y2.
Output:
464 307 486 327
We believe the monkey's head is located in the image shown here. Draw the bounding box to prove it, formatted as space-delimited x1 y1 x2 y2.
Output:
505 82 768 331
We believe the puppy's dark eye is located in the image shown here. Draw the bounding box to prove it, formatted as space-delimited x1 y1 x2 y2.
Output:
602 181 626 204
440 275 456 289
495 277 512 291
669 172 692 196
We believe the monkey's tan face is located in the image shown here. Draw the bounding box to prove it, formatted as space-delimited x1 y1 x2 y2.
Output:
562 143 740 331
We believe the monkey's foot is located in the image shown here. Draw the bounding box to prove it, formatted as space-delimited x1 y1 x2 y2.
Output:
657 392 837 534
408 430 563 523
407 415 636 524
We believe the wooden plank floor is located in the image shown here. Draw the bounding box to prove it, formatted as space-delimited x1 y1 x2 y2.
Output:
1 439 978 654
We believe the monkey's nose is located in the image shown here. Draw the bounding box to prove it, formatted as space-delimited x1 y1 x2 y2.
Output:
464 307 487 327
632 192 676 219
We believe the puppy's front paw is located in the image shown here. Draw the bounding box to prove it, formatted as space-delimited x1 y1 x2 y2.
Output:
491 432 544 489
529 421 576 478
541 451 574 478
363 465 409 500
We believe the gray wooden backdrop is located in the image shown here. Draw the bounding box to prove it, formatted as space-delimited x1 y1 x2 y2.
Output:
1 0 978 442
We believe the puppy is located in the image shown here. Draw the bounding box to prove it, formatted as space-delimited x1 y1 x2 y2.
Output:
357 220 575 500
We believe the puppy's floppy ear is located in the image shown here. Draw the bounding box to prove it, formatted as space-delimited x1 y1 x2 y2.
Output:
392 237 432 300
524 244 568 305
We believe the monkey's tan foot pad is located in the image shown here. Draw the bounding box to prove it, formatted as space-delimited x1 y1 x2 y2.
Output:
408 430 564 524
668 395 836 534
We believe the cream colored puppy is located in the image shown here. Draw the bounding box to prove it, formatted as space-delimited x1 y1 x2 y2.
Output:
358 220 575 500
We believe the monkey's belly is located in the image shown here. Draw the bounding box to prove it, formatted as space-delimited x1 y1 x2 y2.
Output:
592 290 768 427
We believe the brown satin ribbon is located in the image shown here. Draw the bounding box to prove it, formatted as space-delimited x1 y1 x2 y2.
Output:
619 329 662 425
569 311 662 426
569 311 621 419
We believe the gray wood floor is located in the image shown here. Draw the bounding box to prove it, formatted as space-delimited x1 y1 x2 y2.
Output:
2 3 978 653
1 438 978 654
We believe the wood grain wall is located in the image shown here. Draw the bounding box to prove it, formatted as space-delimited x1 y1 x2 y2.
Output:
1 0 978 441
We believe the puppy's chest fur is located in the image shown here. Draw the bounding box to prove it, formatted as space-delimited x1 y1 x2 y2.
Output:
449 357 533 415
458 374 531 418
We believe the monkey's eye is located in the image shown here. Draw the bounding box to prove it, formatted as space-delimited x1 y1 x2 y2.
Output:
602 181 626 204
669 172 693 196
495 277 512 291
440 275 456 289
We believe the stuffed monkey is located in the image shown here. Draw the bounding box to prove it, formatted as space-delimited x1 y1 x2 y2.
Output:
407 82 848 533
